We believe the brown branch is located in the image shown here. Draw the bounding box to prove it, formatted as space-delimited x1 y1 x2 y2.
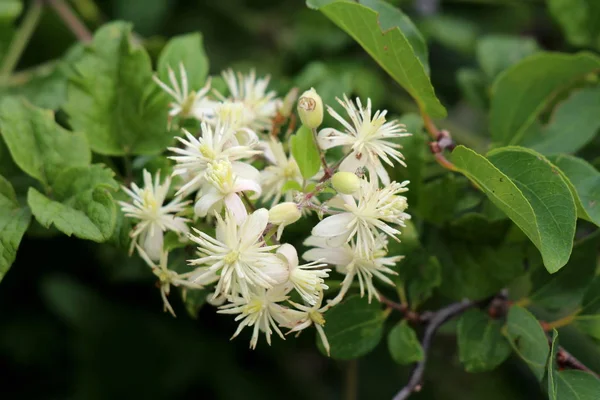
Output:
45 0 92 42
393 297 492 400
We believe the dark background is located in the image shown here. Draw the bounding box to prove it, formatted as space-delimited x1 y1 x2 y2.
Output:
0 0 578 398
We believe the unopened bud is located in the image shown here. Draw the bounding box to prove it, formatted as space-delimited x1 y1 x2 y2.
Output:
279 87 299 118
297 88 323 129
331 172 361 195
269 202 302 240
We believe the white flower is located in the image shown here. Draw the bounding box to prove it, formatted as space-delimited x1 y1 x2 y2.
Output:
188 208 288 299
311 178 410 256
136 245 203 317
282 291 331 356
215 69 281 132
303 235 403 304
276 244 330 306
119 170 189 261
169 123 261 196
218 286 291 349
318 95 410 185
153 63 214 121
194 160 262 224
260 137 303 205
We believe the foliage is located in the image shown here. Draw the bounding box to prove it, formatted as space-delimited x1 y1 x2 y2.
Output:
1 0 599 399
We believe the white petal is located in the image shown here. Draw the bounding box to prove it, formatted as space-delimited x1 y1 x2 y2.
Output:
239 208 269 247
194 190 223 217
260 258 289 285
276 243 299 270
142 227 164 261
232 161 260 182
234 177 262 195
339 152 367 174
303 247 352 266
224 193 248 225
311 213 354 238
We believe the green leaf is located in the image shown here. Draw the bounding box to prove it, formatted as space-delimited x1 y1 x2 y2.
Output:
319 295 385 360
182 288 207 319
457 68 488 110
387 320 423 365
505 305 549 381
476 35 539 80
0 174 31 282
157 32 209 91
451 146 576 273
0 1 22 22
64 22 170 155
457 309 511 372
417 174 464 226
547 0 600 49
548 330 600 400
395 248 441 307
547 154 600 227
490 52 600 146
290 125 321 180
523 87 600 155
307 0 446 118
575 276 600 340
27 165 118 242
0 97 90 188
529 230 600 311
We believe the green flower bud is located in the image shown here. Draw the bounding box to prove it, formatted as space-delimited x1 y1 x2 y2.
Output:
269 202 301 226
297 88 323 129
279 87 299 118
331 171 361 195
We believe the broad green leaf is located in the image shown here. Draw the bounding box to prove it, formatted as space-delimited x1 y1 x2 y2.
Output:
486 147 576 272
420 15 477 56
307 0 446 118
182 288 207 319
529 231 600 311
476 35 539 80
0 97 90 188
437 240 523 301
291 125 321 180
157 32 209 91
395 248 441 307
0 174 31 282
417 174 464 226
523 87 600 155
457 309 511 372
27 165 118 242
490 52 600 146
319 295 385 360
548 331 600 400
0 1 22 22
64 22 170 155
547 0 600 49
451 146 576 273
447 213 510 245
548 155 600 227
575 276 600 340
505 305 549 381
387 320 423 365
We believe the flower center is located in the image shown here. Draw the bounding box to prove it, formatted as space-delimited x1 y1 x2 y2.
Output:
223 250 240 264
206 160 234 192
142 188 159 214
244 298 264 314
199 143 216 160
181 91 197 116
310 310 325 326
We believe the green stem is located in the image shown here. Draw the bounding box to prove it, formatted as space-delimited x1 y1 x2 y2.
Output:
47 0 92 42
0 0 44 80
344 360 358 400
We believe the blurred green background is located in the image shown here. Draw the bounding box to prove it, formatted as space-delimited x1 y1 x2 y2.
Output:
0 0 585 398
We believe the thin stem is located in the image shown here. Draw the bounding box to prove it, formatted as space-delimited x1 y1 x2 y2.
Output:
541 311 579 332
0 0 44 80
394 299 481 400
46 0 92 42
553 340 599 377
241 192 256 212
344 360 358 400
420 108 440 140
311 127 331 177
123 155 133 185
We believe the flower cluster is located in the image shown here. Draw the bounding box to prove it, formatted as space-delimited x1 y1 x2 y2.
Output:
119 64 411 353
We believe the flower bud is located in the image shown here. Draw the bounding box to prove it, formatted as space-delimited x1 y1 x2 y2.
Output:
297 88 323 129
269 202 301 226
269 202 302 240
331 171 361 195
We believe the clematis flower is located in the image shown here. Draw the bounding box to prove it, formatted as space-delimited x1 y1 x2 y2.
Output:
136 246 204 317
153 63 214 121
188 208 288 299
303 234 403 304
276 243 330 305
194 160 262 224
170 122 260 196
260 137 303 206
215 69 281 133
310 178 410 256
282 290 331 356
318 95 410 185
218 286 291 349
119 170 189 261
